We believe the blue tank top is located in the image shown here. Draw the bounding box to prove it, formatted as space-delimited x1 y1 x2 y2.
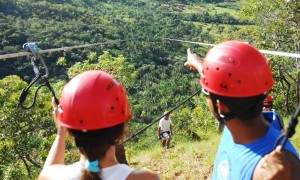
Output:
212 113 299 180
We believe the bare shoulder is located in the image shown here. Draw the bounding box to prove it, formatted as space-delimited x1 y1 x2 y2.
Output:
126 169 160 180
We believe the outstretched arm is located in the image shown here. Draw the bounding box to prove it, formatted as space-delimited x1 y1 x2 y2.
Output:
184 48 203 73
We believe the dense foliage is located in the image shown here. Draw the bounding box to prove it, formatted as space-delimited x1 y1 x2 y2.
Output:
1 0 299 179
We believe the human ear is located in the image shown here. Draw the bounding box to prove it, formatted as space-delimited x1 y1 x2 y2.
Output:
216 100 229 114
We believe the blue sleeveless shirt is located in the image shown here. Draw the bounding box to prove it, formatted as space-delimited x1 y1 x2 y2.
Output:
212 112 299 180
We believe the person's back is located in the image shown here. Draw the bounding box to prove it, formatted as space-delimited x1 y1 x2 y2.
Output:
38 70 159 180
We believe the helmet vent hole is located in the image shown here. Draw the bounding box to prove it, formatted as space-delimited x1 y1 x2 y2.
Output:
106 82 114 91
79 120 83 124
228 73 232 77
111 106 115 110
220 84 227 89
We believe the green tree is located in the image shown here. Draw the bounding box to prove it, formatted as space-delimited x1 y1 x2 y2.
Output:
67 51 137 86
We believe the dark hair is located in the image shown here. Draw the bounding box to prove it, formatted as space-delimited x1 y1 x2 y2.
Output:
211 93 266 121
69 122 126 180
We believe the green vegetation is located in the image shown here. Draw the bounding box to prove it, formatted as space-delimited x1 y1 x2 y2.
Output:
0 0 300 179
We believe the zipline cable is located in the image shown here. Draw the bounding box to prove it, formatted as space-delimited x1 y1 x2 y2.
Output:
163 38 300 59
0 38 140 60
121 89 202 145
162 38 216 47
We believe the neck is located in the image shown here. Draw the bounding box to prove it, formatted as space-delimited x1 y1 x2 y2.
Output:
79 145 119 168
225 114 270 144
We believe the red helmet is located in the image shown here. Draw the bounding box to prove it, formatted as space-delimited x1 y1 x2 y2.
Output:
200 41 274 97
58 70 131 130
264 94 273 103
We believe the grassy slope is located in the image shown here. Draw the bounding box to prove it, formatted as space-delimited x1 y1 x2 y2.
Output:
128 132 222 179
183 2 248 43
184 3 238 16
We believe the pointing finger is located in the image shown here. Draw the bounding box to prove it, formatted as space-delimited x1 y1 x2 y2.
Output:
187 48 192 55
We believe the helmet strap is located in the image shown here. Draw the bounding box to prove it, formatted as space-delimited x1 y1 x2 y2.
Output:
219 112 236 121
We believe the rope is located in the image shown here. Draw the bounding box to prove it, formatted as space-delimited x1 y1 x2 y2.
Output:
162 38 216 47
274 103 300 150
121 89 201 145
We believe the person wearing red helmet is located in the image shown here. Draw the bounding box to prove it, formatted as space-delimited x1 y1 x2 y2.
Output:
263 94 273 111
38 70 159 180
263 94 285 132
185 41 299 180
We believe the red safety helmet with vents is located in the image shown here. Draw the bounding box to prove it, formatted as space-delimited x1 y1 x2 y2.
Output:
58 70 131 130
200 41 274 97
264 94 273 103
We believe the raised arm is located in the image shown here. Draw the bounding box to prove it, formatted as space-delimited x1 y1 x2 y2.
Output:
184 48 203 73
39 98 68 180
43 98 67 167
